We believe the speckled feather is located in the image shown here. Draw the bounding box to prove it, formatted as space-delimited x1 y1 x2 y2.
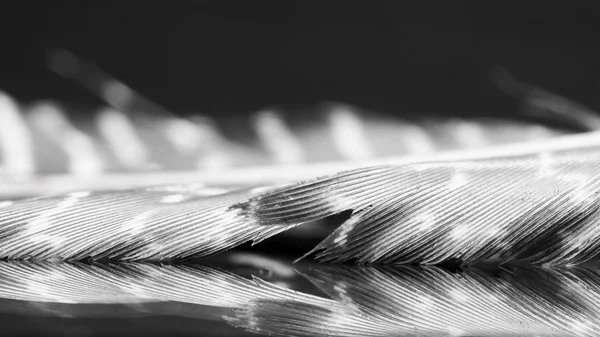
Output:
0 185 296 261
0 146 600 265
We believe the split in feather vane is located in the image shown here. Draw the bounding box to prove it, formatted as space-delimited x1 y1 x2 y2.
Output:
228 265 600 336
2 144 600 265
3 53 600 265
241 146 600 266
1 257 597 336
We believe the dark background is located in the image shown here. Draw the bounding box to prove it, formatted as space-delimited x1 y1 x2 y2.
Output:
2 1 600 118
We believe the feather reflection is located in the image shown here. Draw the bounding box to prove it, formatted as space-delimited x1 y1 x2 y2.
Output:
230 264 600 336
0 256 599 336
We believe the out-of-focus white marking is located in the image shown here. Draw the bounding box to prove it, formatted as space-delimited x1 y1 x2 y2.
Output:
253 110 305 164
101 80 134 111
0 200 14 208
27 102 105 177
447 172 469 190
398 123 436 154
47 49 79 78
179 116 233 169
448 119 488 148
96 107 151 170
328 105 373 160
193 187 232 197
0 92 35 178
160 194 186 203
163 118 232 169
121 210 153 235
163 118 204 154
526 125 556 141
249 186 279 195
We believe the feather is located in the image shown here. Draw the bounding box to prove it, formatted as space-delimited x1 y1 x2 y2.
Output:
239 146 600 266
1 142 600 265
3 52 600 266
228 264 600 336
0 184 299 261
0 254 309 319
0 50 577 198
5 256 597 336
2 127 599 199
490 66 600 131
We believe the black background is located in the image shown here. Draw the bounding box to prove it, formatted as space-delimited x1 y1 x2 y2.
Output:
2 1 600 118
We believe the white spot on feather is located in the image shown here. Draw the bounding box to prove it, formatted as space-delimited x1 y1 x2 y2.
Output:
101 80 134 110
160 194 186 203
25 192 88 235
447 172 469 190
447 326 468 337
417 295 435 310
26 281 75 303
449 288 469 303
121 210 153 235
333 219 358 246
27 234 67 248
536 151 555 178
416 212 437 231
0 201 14 208
449 223 471 241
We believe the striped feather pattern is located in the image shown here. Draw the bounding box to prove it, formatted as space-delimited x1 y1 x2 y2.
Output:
0 91 571 179
2 50 588 189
